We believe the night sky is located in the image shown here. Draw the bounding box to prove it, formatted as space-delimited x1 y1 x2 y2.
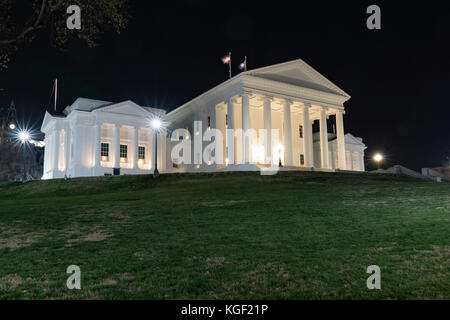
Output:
1 1 449 170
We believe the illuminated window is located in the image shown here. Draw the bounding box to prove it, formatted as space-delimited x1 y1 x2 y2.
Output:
138 146 145 160
101 143 109 157
207 116 211 130
120 144 128 159
299 125 303 138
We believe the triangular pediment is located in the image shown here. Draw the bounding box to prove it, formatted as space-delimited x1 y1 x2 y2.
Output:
329 133 365 147
245 59 350 98
97 100 152 117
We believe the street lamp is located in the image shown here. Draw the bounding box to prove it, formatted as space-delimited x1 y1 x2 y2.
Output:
373 153 383 169
151 118 162 177
9 123 16 130
18 130 31 181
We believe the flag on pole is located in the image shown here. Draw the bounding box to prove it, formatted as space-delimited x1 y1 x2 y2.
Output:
239 56 247 71
221 52 232 79
221 54 231 64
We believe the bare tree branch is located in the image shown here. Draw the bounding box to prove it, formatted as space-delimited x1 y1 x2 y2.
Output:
0 0 47 45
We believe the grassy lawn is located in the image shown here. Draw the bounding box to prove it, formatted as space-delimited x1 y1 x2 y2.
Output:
0 171 448 299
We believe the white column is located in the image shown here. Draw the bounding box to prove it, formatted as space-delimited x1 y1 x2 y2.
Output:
319 107 330 169
94 123 101 167
114 124 120 168
301 104 314 167
64 127 70 174
53 130 60 171
336 109 346 170
72 125 79 170
226 98 235 165
263 96 272 165
133 127 139 169
359 152 365 172
282 99 293 166
241 92 250 163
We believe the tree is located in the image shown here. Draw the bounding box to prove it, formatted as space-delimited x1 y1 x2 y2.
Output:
0 0 130 71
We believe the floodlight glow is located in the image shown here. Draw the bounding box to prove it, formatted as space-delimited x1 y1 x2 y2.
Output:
374 154 383 162
18 131 30 143
151 119 162 130
9 123 16 130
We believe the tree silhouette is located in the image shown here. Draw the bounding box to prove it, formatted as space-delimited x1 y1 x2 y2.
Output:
0 0 130 71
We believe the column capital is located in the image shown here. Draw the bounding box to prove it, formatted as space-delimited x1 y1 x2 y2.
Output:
239 89 254 99
228 96 239 104
283 98 294 105
259 94 274 103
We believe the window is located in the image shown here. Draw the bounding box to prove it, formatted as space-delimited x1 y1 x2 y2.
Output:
226 114 228 126
299 125 303 138
207 116 211 129
101 143 109 157
300 154 305 166
120 144 128 159
138 146 145 160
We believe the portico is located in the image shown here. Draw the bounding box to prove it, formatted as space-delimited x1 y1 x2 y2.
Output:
214 92 347 170
167 59 361 172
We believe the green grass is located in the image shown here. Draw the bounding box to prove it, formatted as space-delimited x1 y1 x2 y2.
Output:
0 171 448 299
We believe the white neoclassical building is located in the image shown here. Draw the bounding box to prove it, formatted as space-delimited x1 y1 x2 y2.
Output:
41 59 366 179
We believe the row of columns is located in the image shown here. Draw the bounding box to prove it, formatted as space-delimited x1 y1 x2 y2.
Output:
92 123 142 170
224 92 347 170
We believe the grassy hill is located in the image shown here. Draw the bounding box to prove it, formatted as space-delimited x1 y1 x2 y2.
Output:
0 171 448 299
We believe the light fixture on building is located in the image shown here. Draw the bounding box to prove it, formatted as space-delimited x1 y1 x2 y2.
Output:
138 159 144 165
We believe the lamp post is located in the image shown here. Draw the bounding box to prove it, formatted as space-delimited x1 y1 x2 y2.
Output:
374 153 383 169
151 118 162 177
18 130 30 181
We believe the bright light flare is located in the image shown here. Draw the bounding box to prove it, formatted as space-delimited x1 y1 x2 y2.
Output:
151 119 162 130
374 154 383 162
18 131 30 143
148 115 169 134
9 123 16 130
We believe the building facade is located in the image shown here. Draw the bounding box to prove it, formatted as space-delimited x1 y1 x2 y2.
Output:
41 59 366 179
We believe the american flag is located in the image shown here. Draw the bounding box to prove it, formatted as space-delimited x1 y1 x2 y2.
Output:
221 54 231 64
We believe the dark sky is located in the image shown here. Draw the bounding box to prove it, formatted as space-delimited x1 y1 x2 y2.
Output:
1 1 449 170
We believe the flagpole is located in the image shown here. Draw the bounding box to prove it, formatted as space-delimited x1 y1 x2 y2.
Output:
244 56 247 71
229 51 232 79
54 78 58 112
